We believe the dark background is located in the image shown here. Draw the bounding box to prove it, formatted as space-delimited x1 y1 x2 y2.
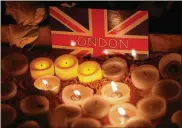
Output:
1 1 182 35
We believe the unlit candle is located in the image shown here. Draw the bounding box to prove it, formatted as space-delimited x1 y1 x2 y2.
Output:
131 65 159 90
102 57 128 81
137 96 166 120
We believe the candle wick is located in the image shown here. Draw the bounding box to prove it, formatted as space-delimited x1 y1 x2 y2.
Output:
88 69 90 71
44 83 48 88
112 91 121 98
66 111 72 117
94 100 98 105
41 64 43 67
65 62 67 64
37 104 44 108
71 93 81 101
144 72 147 76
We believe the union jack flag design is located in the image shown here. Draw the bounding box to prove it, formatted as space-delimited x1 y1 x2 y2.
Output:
49 6 148 58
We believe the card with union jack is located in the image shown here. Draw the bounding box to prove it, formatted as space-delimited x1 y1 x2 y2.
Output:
49 6 148 59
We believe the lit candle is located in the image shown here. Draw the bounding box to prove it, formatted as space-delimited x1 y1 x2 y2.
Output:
71 40 76 46
124 116 154 128
131 49 137 60
2 104 17 128
20 95 49 116
103 49 109 55
152 79 181 103
2 52 28 76
108 103 137 126
30 57 54 80
78 61 102 83
1 81 17 102
101 57 128 81
171 110 182 128
34 75 61 96
17 120 40 128
137 96 166 120
49 104 82 128
101 81 130 104
118 107 127 125
62 84 94 106
71 118 101 128
55 54 78 80
72 90 81 101
82 95 110 119
131 65 159 90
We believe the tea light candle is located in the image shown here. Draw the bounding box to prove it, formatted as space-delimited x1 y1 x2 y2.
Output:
108 103 137 126
55 54 78 80
72 118 101 128
101 81 130 104
137 96 166 120
159 53 182 79
49 104 82 128
131 65 159 90
18 120 40 128
1 81 17 102
124 116 154 128
171 110 182 128
34 75 61 96
78 61 102 83
2 52 28 76
2 104 17 128
82 95 110 119
20 95 49 116
152 79 181 103
62 84 94 106
30 57 54 80
101 57 128 81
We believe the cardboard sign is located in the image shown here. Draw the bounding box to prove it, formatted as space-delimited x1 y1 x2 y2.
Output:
49 6 149 58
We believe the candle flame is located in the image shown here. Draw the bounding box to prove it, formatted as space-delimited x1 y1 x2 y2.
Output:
118 107 126 116
42 80 48 85
71 40 76 46
111 81 118 92
131 49 136 58
73 90 80 96
103 49 108 55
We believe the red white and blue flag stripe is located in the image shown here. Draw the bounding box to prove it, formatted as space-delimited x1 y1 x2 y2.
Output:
49 6 148 58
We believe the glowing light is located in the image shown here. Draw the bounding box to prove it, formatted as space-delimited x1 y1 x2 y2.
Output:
42 80 48 86
131 49 136 58
73 90 80 96
118 107 126 116
111 81 118 92
103 49 109 55
71 40 76 46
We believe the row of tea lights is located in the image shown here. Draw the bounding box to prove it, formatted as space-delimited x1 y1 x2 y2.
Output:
30 54 128 83
1 52 182 128
2 52 181 98
2 93 182 128
2 53 128 82
1 95 167 128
